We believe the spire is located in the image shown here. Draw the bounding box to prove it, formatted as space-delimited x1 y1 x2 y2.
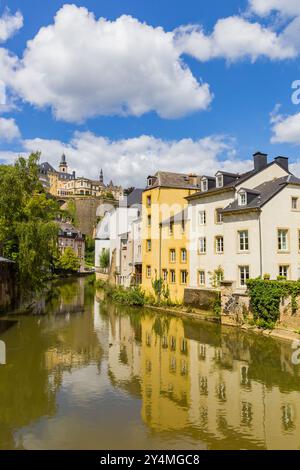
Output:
100 168 104 184
59 153 68 173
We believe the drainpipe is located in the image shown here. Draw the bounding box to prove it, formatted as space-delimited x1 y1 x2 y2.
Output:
259 210 263 278
159 222 162 279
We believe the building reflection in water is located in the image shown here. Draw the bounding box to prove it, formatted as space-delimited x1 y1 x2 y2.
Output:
102 302 300 450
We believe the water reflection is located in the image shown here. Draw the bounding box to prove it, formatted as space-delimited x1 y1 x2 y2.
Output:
0 277 299 450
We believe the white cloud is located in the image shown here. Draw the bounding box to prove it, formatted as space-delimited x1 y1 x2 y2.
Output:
249 0 300 17
271 111 300 144
11 4 212 122
174 16 296 62
0 9 23 42
4 132 251 187
0 117 20 141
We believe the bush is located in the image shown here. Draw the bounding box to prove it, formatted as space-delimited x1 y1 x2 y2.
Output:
56 247 80 273
111 285 146 306
246 278 300 329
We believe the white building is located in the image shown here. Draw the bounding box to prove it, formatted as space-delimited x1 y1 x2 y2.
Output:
188 152 300 291
95 189 142 285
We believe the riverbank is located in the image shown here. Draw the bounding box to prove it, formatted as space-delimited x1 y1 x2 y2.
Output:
95 281 300 345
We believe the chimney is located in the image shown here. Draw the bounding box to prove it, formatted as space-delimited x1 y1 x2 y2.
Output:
275 156 289 172
188 173 198 186
72 171 76 179
253 152 268 171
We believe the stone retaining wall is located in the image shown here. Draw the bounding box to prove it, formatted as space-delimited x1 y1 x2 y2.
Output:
184 287 220 310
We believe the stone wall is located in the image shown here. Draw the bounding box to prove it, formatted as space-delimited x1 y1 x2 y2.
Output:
184 287 220 310
220 281 300 329
0 260 17 310
220 281 251 326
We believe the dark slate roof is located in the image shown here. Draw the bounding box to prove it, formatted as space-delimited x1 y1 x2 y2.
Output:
126 188 143 207
58 222 84 238
161 208 188 226
186 160 291 201
146 171 201 190
222 175 300 214
39 162 56 173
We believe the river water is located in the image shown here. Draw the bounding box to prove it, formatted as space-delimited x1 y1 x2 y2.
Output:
0 276 299 450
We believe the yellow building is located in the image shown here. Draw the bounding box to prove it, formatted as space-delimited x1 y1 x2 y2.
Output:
142 171 200 303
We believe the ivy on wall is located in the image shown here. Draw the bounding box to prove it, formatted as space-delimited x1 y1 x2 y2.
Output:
246 279 300 329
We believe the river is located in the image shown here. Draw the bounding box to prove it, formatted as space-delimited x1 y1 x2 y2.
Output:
0 276 299 450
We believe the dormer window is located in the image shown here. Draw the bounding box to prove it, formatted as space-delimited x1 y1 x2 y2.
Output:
201 178 208 192
216 174 223 188
147 176 157 187
239 191 247 206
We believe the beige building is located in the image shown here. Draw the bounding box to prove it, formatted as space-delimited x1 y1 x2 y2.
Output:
39 155 123 200
188 152 300 290
58 222 85 270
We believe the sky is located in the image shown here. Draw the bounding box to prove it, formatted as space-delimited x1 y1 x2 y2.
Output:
1 0 300 186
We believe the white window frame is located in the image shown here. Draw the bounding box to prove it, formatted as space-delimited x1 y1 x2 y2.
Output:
198 210 206 225
198 270 205 286
239 191 247 206
180 270 188 284
201 179 208 192
278 229 289 252
170 270 176 283
279 265 289 279
239 266 250 287
198 237 206 254
238 230 249 252
170 249 176 263
216 236 224 254
216 174 223 188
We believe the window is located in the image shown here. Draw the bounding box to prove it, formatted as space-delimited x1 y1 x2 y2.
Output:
162 269 168 282
147 215 151 226
170 249 176 263
138 245 141 256
238 230 249 251
279 265 289 279
199 210 206 225
146 265 151 278
292 197 298 210
215 236 224 254
278 229 289 251
239 266 249 287
198 270 205 286
216 174 223 188
215 208 223 224
146 239 151 252
239 192 247 206
146 195 151 207
180 270 188 284
181 248 187 263
201 179 208 192
170 270 176 283
199 237 206 254
169 221 174 235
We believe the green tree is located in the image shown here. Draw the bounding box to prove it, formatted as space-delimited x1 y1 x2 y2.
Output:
0 153 60 292
57 247 80 273
85 235 95 267
99 249 110 269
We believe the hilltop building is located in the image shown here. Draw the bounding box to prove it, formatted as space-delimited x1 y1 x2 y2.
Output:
39 155 123 200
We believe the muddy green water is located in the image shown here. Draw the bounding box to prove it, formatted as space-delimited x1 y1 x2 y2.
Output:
0 277 300 450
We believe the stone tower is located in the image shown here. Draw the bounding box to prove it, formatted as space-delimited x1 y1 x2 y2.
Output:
59 154 68 173
100 168 104 185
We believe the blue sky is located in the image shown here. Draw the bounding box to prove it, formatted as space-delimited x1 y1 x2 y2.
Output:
1 0 300 186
